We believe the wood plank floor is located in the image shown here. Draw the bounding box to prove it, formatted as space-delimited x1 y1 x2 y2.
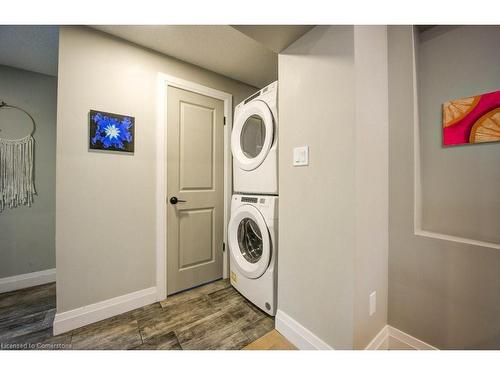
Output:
0 279 276 350
243 330 296 350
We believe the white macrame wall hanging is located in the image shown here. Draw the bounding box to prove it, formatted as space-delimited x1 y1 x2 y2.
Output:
0 101 36 212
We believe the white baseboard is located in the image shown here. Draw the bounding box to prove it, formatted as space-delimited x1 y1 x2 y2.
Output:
53 287 157 335
275 309 333 350
275 313 436 350
365 325 437 350
0 268 56 294
365 325 390 350
387 326 437 350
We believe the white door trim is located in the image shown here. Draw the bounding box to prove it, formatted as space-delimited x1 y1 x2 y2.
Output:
156 73 233 301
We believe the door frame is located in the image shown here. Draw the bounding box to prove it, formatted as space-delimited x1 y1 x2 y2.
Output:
156 73 232 301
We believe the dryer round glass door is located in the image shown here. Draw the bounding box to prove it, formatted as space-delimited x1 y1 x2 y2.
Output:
240 115 266 159
231 100 274 171
229 205 271 279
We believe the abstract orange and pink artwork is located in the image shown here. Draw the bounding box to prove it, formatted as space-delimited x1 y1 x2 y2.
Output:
443 89 500 146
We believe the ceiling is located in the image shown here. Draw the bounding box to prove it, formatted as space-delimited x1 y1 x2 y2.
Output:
0 25 59 77
93 25 274 87
92 25 314 87
417 25 437 33
231 25 314 53
0 25 314 88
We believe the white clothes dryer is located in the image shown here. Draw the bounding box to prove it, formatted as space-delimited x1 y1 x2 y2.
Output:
232 81 278 195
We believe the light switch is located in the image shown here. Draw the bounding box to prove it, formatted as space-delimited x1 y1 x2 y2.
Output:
369 291 376 316
293 146 309 166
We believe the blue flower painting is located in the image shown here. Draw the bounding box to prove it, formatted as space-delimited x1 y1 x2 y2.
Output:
89 110 135 153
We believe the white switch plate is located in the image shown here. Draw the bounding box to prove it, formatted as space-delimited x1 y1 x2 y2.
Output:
293 146 309 166
369 291 376 316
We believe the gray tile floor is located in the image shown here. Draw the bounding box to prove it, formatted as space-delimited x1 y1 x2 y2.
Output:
0 279 274 350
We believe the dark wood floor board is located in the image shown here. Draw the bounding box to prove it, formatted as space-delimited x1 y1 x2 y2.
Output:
124 302 164 322
182 326 252 350
175 309 235 346
207 286 247 311
0 310 47 332
71 318 142 350
241 315 276 343
0 283 55 309
0 309 54 341
175 295 271 350
193 278 231 295
2 327 54 347
0 295 56 324
0 279 275 350
134 331 182 350
159 278 230 309
39 331 73 350
139 295 216 342
226 300 265 327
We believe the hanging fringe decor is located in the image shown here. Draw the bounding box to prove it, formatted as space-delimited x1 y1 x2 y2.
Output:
0 135 36 211
0 101 37 212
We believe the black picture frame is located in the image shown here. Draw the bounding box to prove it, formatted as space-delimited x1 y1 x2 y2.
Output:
89 110 135 153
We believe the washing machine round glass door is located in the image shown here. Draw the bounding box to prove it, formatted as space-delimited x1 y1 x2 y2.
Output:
228 205 271 279
231 100 274 171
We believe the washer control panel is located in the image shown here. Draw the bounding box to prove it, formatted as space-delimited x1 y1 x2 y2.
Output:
241 196 258 203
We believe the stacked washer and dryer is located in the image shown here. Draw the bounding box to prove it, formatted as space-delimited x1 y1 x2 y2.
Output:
229 81 279 316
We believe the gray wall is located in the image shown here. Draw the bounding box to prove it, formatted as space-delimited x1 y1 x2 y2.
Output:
278 25 356 349
278 25 389 349
56 27 257 313
419 26 500 244
0 65 57 278
388 26 500 349
353 26 389 349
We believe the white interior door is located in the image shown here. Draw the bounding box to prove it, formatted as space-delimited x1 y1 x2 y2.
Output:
166 85 224 295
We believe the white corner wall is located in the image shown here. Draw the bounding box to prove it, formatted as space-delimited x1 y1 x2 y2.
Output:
55 26 257 323
353 26 389 349
277 25 389 349
278 25 356 349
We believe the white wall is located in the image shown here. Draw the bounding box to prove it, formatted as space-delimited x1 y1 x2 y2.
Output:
0 65 57 279
278 25 389 349
56 27 257 313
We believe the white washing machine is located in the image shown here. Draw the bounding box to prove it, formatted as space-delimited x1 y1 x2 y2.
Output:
232 81 278 195
228 194 278 316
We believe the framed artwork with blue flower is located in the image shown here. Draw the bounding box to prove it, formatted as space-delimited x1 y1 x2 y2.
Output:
89 110 135 153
